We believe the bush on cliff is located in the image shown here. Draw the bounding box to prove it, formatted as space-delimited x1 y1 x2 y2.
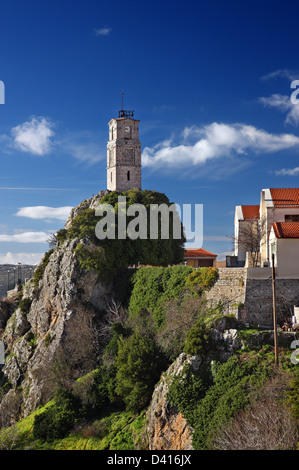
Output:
167 353 276 450
184 319 210 356
128 265 193 328
32 249 54 287
185 267 219 294
33 389 81 441
66 189 186 280
114 331 167 412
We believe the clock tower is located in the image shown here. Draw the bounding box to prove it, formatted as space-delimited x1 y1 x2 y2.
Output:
107 108 142 192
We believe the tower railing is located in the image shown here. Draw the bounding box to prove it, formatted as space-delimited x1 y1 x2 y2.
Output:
118 110 134 118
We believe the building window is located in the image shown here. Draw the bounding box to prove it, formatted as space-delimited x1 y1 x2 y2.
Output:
127 171 130 181
285 214 299 222
111 172 112 182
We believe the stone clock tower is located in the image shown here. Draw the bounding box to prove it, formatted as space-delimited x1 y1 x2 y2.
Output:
107 108 141 191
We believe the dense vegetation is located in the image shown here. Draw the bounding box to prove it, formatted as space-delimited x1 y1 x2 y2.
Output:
53 189 186 281
167 352 274 449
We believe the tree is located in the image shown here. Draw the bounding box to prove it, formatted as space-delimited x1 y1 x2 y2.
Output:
184 319 210 356
156 294 207 360
115 332 166 412
67 190 186 281
232 216 267 267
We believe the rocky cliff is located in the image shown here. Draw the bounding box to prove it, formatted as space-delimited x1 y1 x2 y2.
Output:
145 325 244 450
146 353 198 450
0 191 114 425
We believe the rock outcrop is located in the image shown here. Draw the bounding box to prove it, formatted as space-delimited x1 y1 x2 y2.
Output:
146 353 201 450
0 192 114 424
64 189 110 230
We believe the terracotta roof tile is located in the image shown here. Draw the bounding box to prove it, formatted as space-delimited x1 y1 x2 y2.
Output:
272 222 299 238
270 188 299 207
184 248 217 258
241 205 260 219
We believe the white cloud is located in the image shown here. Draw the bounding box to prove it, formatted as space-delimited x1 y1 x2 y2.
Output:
142 122 299 170
11 116 55 155
274 166 299 176
16 206 72 220
261 69 299 82
1 118 104 164
259 94 299 126
94 27 111 36
0 252 43 265
0 231 50 243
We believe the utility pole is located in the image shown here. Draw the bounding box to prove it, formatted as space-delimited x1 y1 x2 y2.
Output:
272 253 279 367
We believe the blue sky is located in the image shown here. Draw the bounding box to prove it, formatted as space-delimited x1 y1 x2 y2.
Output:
0 0 299 264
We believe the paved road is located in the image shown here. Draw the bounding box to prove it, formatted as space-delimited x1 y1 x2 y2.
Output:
0 264 36 299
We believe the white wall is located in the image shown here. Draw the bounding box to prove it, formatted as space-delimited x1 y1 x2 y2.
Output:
269 227 299 278
276 238 299 278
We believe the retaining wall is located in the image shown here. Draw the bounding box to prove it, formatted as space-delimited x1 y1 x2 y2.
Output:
205 267 299 327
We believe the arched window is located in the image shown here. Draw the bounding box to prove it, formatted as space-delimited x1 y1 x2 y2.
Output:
127 170 130 181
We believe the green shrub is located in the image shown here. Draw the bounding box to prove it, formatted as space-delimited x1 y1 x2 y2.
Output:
115 332 167 412
18 298 32 315
33 389 81 441
184 319 210 356
67 208 99 243
32 249 54 287
128 265 193 328
285 370 299 420
167 364 208 422
74 243 106 272
47 228 68 247
185 267 219 294
167 354 274 450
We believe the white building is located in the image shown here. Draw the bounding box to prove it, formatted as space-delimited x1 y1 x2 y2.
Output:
269 222 299 278
234 204 260 264
234 188 299 274
260 188 299 265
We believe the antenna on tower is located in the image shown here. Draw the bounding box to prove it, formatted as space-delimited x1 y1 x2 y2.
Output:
118 91 134 118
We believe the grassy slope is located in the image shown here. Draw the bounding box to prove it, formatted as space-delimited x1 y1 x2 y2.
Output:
12 406 146 450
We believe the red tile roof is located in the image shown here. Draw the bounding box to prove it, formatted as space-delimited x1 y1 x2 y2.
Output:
272 222 299 238
270 188 299 207
241 205 260 219
184 248 217 258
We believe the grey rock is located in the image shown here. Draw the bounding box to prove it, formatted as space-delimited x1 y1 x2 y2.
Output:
0 191 114 419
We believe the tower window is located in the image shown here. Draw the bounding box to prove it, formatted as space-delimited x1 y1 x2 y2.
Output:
111 172 112 182
127 171 130 181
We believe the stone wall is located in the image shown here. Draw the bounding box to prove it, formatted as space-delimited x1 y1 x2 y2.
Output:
245 278 299 326
205 267 299 327
205 268 246 316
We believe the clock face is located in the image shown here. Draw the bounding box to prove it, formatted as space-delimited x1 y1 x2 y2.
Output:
124 125 131 133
